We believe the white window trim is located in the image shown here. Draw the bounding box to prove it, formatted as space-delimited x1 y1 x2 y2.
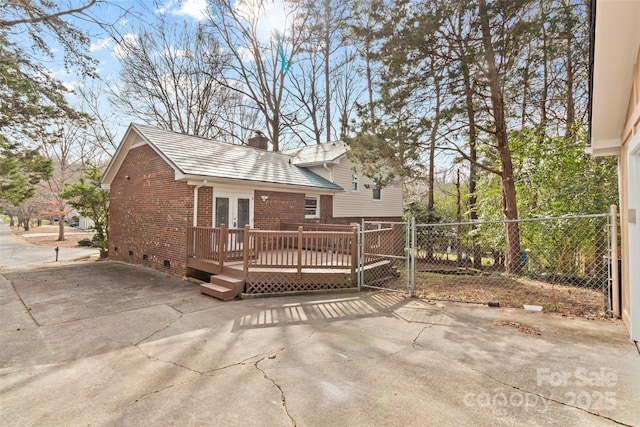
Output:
305 195 320 219
351 173 359 192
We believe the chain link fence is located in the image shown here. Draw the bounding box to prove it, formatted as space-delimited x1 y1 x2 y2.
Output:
360 214 615 317
360 220 411 293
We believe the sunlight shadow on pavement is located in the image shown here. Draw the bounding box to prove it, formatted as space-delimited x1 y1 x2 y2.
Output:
231 292 449 331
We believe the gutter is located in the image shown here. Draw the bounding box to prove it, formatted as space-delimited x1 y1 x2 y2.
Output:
587 0 597 149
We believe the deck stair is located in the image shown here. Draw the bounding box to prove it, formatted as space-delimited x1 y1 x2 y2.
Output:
200 274 245 301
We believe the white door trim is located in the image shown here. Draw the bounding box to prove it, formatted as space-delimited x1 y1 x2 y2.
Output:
213 191 254 229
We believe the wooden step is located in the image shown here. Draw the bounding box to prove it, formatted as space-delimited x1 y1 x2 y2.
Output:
221 265 245 279
211 274 245 291
200 275 245 301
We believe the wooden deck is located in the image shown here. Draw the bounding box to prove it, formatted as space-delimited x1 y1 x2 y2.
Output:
187 225 396 296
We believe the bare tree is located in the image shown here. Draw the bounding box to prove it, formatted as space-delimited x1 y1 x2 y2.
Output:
39 120 93 241
333 50 363 140
286 50 326 145
76 80 120 161
110 16 235 139
205 0 310 151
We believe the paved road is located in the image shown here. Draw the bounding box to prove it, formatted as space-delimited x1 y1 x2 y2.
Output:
0 222 98 269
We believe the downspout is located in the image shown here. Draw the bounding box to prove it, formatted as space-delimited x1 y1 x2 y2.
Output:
323 162 334 183
193 180 207 227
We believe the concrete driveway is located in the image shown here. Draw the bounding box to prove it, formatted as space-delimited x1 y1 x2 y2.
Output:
0 261 638 426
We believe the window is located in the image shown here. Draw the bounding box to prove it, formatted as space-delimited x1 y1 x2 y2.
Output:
305 196 318 218
351 173 358 191
373 187 381 200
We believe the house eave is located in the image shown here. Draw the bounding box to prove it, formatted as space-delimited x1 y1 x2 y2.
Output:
101 124 137 187
101 123 187 187
180 175 344 192
589 0 640 152
587 138 622 156
292 158 343 167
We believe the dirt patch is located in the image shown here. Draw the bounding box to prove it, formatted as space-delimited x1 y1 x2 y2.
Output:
12 225 95 249
376 269 607 319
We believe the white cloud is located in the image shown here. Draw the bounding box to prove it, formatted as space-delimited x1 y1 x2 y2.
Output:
156 0 177 14
234 0 290 42
169 0 208 21
112 34 140 60
63 80 83 92
90 37 113 53
256 0 289 40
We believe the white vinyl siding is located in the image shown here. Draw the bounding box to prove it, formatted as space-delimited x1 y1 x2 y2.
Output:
308 159 403 217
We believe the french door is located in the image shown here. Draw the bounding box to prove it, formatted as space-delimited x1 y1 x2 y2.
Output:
214 192 253 229
214 192 253 258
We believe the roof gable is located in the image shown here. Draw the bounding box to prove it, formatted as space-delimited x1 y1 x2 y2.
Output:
283 141 348 166
101 123 343 191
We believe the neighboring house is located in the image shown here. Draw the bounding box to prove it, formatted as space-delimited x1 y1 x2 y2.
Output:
589 0 640 342
78 216 95 231
101 123 403 278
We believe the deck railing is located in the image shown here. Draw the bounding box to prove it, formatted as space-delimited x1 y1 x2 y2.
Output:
280 221 357 232
187 226 223 262
248 226 356 270
187 225 358 278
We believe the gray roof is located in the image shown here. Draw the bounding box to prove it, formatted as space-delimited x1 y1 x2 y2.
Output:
284 141 348 166
131 124 343 191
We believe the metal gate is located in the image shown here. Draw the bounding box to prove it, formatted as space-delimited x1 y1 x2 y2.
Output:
358 212 617 317
358 220 413 294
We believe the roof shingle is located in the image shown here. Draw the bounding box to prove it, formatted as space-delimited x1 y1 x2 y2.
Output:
132 124 343 191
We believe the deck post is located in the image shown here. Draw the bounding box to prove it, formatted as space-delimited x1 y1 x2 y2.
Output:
243 224 250 278
297 226 303 279
220 223 227 271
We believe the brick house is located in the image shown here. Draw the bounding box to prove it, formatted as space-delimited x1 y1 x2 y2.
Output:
101 123 403 279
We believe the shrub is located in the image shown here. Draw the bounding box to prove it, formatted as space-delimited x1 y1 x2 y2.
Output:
78 238 93 247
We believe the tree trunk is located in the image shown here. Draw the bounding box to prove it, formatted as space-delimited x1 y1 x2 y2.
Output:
456 169 463 266
324 0 331 143
459 34 482 269
425 74 442 261
563 0 575 139
539 0 548 134
478 0 521 274
57 214 65 241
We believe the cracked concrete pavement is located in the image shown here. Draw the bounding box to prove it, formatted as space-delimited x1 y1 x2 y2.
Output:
0 261 638 426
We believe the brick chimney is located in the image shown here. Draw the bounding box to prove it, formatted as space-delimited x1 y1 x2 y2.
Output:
247 131 269 150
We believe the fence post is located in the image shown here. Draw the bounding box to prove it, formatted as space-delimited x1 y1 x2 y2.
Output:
297 226 303 279
610 205 620 317
358 219 365 289
350 227 357 285
411 217 416 297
